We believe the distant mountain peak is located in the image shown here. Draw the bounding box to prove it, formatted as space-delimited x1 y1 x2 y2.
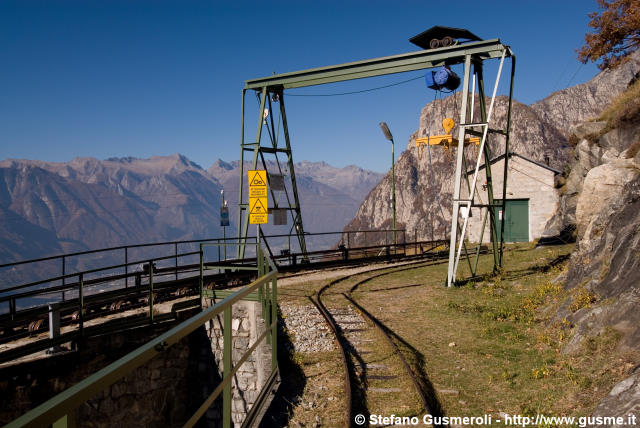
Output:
212 159 234 170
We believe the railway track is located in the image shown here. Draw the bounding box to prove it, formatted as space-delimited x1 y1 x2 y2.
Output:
311 254 449 427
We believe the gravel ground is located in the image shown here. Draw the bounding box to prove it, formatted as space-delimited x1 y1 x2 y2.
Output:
277 260 413 287
277 261 412 354
280 303 335 353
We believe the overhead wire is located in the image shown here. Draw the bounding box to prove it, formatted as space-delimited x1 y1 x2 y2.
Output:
425 90 450 236
285 74 424 97
564 62 585 88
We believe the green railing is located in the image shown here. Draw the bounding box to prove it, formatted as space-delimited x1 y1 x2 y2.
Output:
6 243 278 428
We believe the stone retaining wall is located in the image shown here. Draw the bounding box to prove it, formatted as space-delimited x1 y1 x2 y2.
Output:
1 298 273 428
204 298 273 428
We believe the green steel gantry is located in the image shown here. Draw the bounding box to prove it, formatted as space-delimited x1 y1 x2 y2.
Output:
238 37 515 286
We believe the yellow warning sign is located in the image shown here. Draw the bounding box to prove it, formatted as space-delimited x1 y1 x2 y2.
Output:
249 170 267 186
248 170 267 197
248 170 268 224
249 197 268 224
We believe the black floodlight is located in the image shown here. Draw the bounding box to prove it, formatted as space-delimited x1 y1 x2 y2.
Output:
380 122 393 142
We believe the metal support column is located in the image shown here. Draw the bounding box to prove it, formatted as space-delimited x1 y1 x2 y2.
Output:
475 61 501 271
447 54 472 287
278 91 308 257
237 87 308 259
238 88 267 259
449 49 512 285
500 56 517 267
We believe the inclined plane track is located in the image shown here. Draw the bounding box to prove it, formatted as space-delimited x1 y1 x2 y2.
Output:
310 254 449 427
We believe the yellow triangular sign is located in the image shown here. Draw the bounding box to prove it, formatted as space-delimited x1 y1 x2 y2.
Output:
250 197 267 214
249 170 266 187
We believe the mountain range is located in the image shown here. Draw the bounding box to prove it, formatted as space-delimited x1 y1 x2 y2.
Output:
0 156 382 264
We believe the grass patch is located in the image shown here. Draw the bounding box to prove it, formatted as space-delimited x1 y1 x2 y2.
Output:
598 78 640 129
350 244 638 420
569 287 599 313
274 245 639 424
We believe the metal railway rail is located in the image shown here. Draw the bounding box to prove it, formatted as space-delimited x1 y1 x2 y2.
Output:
311 248 451 427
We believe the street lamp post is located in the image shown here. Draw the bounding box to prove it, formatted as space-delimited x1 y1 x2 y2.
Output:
379 122 396 251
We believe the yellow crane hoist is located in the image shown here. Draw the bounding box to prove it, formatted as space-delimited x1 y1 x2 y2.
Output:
415 117 480 159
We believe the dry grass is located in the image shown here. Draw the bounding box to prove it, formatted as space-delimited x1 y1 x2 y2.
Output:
598 78 640 128
624 140 640 159
350 244 638 420
275 245 639 425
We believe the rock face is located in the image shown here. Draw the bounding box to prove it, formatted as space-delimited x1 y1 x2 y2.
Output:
591 371 640 427
543 118 640 238
531 50 640 136
560 156 640 350
344 93 571 245
576 159 640 237
561 174 640 354
346 53 640 248
546 77 640 420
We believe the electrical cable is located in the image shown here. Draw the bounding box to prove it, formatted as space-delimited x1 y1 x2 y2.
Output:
565 62 585 88
425 90 450 236
286 74 424 97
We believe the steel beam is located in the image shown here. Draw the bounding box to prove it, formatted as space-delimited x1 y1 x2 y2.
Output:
245 40 511 90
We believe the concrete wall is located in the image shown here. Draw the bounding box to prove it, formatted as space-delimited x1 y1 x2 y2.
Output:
461 156 559 242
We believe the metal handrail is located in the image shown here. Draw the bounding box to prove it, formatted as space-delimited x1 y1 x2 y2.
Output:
0 237 226 269
0 228 405 273
6 244 278 428
0 250 201 297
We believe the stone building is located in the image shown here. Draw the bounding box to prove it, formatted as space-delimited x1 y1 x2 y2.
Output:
462 152 561 243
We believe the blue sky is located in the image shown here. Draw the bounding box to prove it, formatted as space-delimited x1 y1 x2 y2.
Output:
1 0 602 173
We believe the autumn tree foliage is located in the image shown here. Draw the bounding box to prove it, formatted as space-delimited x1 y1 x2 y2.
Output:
578 0 640 70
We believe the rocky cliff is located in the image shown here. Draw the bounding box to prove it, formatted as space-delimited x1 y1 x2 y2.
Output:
549 80 640 421
345 52 640 248
531 51 640 136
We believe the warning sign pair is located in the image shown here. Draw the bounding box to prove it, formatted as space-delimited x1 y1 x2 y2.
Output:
248 170 268 224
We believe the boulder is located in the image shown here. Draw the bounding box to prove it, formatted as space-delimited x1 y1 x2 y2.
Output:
591 371 640 427
575 159 640 239
563 175 640 351
569 121 608 141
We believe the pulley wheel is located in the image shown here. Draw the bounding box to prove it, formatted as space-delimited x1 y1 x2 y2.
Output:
442 117 455 134
441 36 453 47
429 38 440 49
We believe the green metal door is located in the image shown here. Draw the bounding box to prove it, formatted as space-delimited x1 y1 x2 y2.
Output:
493 199 529 242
